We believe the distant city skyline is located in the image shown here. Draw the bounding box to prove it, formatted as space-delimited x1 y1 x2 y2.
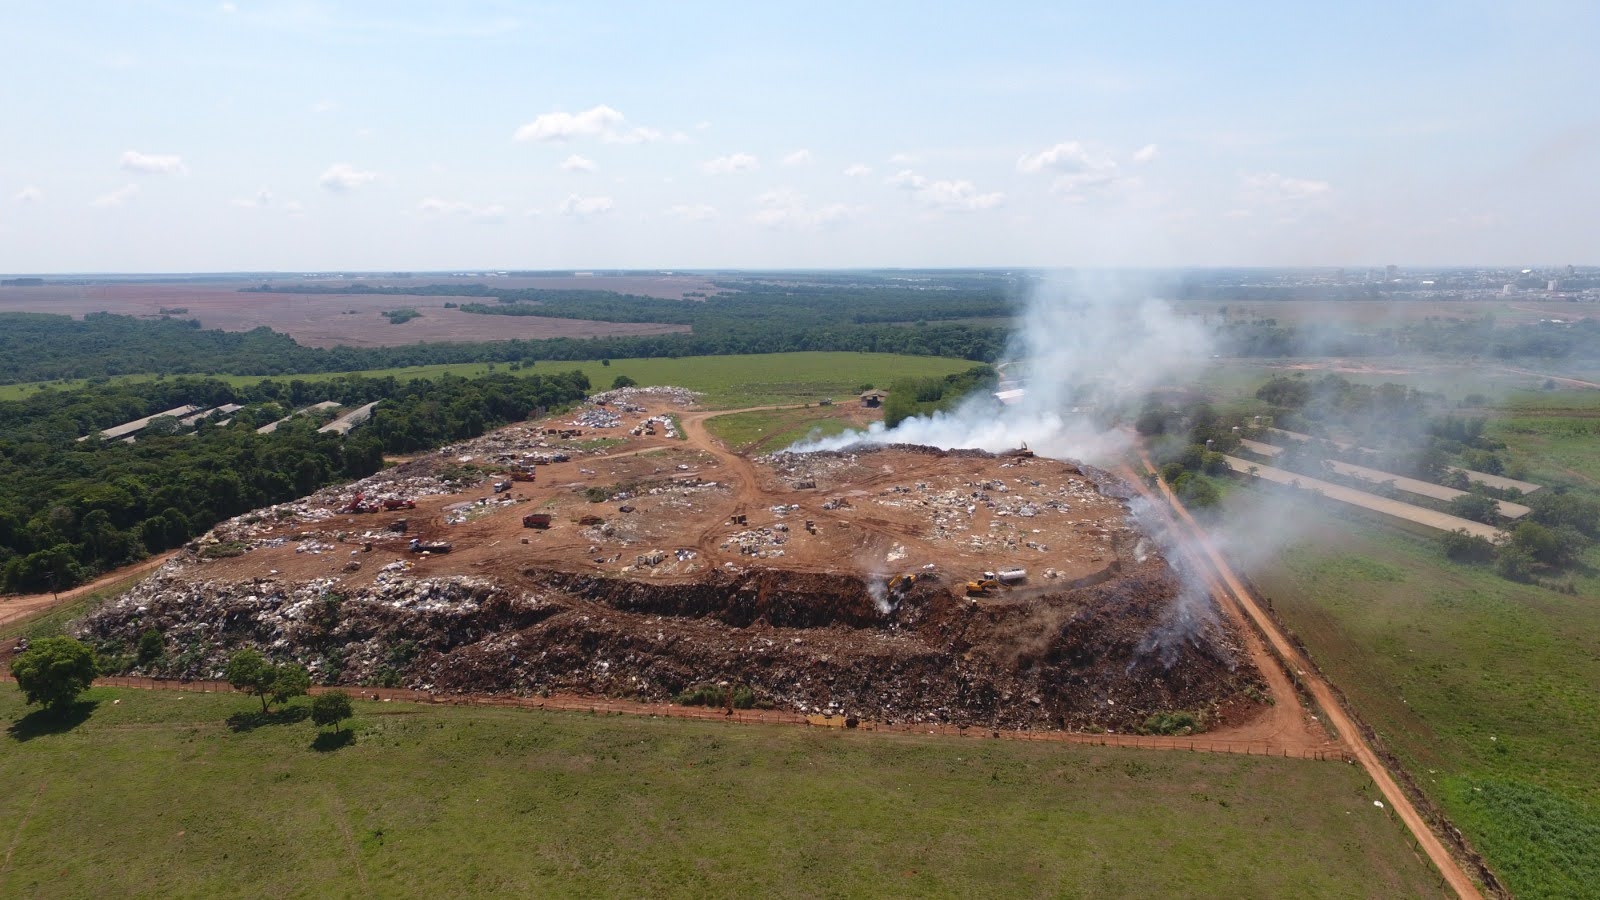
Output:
1 1 1594 272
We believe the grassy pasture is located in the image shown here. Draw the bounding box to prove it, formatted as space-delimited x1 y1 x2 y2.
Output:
1242 496 1600 899
0 352 975 409
1196 361 1600 897
0 686 1444 898
704 406 860 453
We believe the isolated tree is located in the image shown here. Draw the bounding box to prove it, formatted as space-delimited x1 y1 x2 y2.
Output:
226 649 275 712
311 690 354 734
10 636 99 711
610 374 637 390
226 649 308 714
272 664 311 709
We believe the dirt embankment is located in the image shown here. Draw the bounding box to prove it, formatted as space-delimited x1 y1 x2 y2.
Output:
78 545 1262 733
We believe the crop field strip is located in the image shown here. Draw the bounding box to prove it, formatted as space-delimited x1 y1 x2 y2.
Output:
0 351 977 407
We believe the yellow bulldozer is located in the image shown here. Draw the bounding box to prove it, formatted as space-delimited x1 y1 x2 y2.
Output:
965 579 1000 596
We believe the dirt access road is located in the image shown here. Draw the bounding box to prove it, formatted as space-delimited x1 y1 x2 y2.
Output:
1133 446 1483 899
0 553 175 635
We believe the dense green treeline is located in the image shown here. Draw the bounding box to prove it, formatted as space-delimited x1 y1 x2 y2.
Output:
882 365 1000 427
0 310 1006 385
0 370 590 593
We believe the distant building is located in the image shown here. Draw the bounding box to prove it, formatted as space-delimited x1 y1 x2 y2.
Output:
859 389 889 408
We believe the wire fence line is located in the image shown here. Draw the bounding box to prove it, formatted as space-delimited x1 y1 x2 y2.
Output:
4 674 1349 763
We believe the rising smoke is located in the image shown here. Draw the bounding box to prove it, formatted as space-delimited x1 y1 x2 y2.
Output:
788 271 1229 667
791 270 1214 465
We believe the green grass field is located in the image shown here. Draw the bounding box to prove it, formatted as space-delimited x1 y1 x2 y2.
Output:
1243 502 1600 899
0 685 1444 898
704 406 859 453
0 352 975 409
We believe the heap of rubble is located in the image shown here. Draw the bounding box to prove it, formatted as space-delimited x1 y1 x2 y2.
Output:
588 385 701 408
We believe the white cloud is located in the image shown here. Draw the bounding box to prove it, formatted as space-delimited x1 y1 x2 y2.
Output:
781 149 813 166
843 163 872 178
232 187 274 208
514 105 623 142
750 188 862 229
888 152 918 165
1132 143 1159 163
511 105 671 144
668 203 717 221
1016 141 1129 198
1241 171 1332 202
560 154 598 173
311 99 338 114
887 169 1003 212
559 194 613 216
418 197 506 221
1017 141 1098 174
91 184 140 208
14 186 42 203
219 2 237 12
319 163 379 192
119 150 187 175
702 153 759 175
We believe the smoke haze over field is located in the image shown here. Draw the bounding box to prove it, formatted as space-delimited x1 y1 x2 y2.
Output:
790 271 1214 466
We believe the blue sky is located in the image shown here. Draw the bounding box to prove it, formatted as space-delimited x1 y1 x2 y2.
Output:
0 1 1594 271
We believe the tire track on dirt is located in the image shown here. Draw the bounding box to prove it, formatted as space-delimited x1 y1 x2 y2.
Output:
0 552 175 633
0 781 46 893
328 793 369 891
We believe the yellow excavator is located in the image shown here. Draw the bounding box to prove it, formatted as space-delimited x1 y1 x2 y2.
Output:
965 578 1001 596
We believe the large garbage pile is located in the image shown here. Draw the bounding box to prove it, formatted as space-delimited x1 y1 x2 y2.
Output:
77 548 1263 732
588 385 701 409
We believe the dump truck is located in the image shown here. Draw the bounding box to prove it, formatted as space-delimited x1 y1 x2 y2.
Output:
382 498 415 511
492 480 512 494
510 470 536 483
407 538 452 554
342 492 380 514
997 568 1027 585
522 513 552 529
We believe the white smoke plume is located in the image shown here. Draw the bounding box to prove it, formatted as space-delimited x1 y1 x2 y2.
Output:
790 270 1214 466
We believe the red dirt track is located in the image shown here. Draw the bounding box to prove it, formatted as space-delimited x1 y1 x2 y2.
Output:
1130 444 1482 899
